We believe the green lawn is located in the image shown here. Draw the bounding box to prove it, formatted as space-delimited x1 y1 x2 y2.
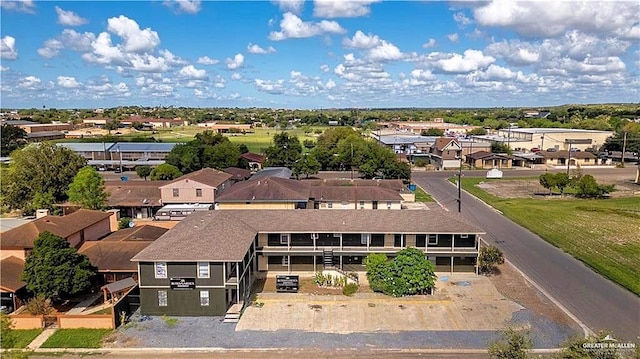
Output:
459 177 640 295
0 329 42 349
413 185 435 202
40 329 112 348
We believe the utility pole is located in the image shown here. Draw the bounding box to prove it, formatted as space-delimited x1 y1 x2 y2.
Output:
457 156 462 213
350 142 354 179
621 132 627 167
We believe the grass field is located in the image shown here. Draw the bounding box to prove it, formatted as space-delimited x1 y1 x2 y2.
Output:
459 177 640 295
40 329 112 348
0 329 42 349
72 125 332 154
413 186 435 202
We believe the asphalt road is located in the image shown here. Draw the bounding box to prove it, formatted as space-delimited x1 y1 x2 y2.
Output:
412 168 640 342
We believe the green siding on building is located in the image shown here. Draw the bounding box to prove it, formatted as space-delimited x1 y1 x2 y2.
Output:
139 262 224 287
140 288 227 316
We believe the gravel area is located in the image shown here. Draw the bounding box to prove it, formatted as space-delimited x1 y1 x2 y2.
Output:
106 308 576 349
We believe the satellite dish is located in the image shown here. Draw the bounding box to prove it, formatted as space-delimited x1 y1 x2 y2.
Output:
128 221 135 228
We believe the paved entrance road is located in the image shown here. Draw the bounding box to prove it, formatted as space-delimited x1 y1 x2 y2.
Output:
412 170 640 341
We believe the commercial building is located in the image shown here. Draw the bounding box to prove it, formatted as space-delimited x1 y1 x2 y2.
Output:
132 209 484 316
474 128 613 152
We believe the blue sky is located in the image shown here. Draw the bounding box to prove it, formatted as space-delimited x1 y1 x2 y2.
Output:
1 0 639 109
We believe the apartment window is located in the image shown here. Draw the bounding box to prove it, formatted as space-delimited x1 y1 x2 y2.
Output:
428 234 438 245
158 290 167 307
172 188 179 197
196 188 202 197
200 291 209 306
359 201 365 209
386 201 392 209
341 201 349 209
197 262 209 278
327 201 333 209
154 262 167 278
280 233 289 245
361 233 370 245
460 234 469 239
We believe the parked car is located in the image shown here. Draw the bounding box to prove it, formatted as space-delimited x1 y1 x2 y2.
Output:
546 148 557 152
530 147 541 153
570 147 581 152
114 168 122 173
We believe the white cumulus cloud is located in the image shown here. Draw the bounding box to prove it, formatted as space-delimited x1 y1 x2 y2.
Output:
226 53 244 69
55 6 88 26
57 76 83 88
447 33 459 43
178 65 207 79
247 43 276 54
433 50 495 73
422 38 436 49
197 56 219 65
163 0 202 14
107 15 160 53
313 0 379 18
268 12 346 41
1 36 18 60
0 0 36 14
272 0 304 14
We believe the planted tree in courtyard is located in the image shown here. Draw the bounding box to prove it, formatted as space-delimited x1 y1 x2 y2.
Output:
0 124 27 156
67 166 109 210
478 245 504 275
264 132 302 168
293 153 321 179
365 248 436 297
22 232 96 300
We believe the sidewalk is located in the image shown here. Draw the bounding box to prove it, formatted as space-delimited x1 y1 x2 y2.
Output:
26 328 56 350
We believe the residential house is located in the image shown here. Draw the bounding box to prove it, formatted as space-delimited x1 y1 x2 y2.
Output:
0 256 27 313
540 150 598 167
0 209 115 260
224 167 252 183
429 138 462 170
309 186 402 209
159 168 232 205
465 151 512 169
78 225 168 285
132 210 484 316
216 177 310 210
240 153 266 172
105 180 167 219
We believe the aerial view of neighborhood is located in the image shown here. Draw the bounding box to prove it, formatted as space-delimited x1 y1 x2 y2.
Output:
1 1 639 358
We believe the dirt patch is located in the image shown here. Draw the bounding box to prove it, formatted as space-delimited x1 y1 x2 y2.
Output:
477 176 639 199
488 262 580 331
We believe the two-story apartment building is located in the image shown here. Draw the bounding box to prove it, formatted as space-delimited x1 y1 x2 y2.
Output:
159 168 232 205
429 138 462 170
132 210 484 316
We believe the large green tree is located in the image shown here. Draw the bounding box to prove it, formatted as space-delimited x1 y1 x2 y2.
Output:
264 132 302 168
0 142 86 213
67 166 109 210
135 165 152 180
21 231 96 300
150 163 183 180
0 124 27 156
365 248 436 297
292 153 321 179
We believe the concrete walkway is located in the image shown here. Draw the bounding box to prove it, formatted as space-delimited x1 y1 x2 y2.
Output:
26 328 57 349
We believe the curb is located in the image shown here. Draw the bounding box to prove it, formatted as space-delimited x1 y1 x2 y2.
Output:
451 177 593 339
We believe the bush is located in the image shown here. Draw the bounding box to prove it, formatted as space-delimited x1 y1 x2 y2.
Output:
24 295 53 315
342 283 359 296
478 245 504 275
414 158 428 167
488 327 532 359
118 217 132 230
365 248 437 297
1 313 15 348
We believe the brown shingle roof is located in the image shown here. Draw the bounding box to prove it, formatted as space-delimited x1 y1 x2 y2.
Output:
0 256 26 292
433 137 458 152
306 179 408 192
160 168 232 189
309 186 403 202
240 152 265 163
466 151 511 160
224 167 252 181
1 210 112 249
132 210 485 262
541 151 597 159
216 177 310 202
105 180 166 207
78 225 167 271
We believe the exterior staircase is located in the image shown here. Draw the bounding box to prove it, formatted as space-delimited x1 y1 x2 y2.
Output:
323 249 334 268
223 301 244 323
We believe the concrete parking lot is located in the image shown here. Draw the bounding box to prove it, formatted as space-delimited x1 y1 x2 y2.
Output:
238 275 522 333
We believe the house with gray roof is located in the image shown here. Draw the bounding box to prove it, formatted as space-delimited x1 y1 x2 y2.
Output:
132 209 485 316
